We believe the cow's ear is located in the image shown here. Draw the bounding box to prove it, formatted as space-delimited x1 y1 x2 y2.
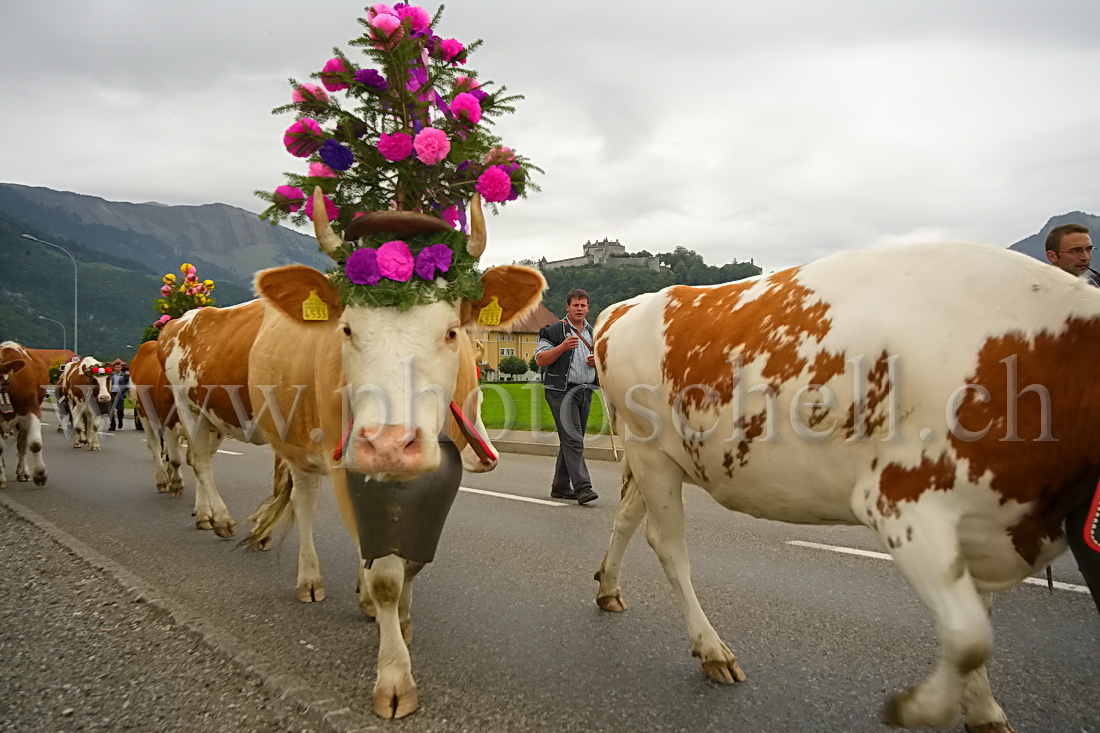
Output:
0 359 25 375
254 265 344 326
460 265 546 329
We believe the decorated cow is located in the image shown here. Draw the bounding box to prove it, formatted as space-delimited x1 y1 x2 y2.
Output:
58 357 113 450
593 241 1100 731
0 341 49 487
129 341 185 496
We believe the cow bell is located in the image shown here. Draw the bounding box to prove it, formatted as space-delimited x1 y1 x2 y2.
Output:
345 435 462 565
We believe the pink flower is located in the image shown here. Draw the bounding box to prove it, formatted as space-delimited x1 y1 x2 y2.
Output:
485 146 515 165
160 285 172 296
283 118 324 157
438 38 465 64
454 76 479 93
292 83 329 105
376 240 414 282
321 57 350 91
396 5 431 32
308 162 338 178
377 131 413 162
155 315 172 327
413 127 450 165
450 92 482 125
369 12 404 47
274 185 305 212
475 165 513 203
366 3 394 19
441 205 460 229
304 192 339 222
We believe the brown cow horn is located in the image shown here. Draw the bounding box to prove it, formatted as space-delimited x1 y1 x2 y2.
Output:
311 186 344 260
467 192 487 258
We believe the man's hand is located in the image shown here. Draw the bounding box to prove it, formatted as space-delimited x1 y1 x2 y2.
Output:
562 335 579 350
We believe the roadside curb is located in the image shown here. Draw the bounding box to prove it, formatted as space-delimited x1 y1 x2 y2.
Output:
492 438 620 462
0 493 380 733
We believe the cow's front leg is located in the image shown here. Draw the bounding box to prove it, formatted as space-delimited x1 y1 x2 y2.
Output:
878 514 993 729
141 422 170 492
397 560 424 645
86 410 103 450
286 464 324 602
163 426 184 496
961 593 1013 733
634 447 746 684
187 424 236 536
366 554 417 718
15 422 29 481
595 454 646 612
18 415 46 486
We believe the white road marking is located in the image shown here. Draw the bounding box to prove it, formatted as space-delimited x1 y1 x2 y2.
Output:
788 540 1090 594
216 449 243 456
459 486 566 506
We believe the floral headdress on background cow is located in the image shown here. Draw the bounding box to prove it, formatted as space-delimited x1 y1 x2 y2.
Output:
139 262 217 342
257 4 540 310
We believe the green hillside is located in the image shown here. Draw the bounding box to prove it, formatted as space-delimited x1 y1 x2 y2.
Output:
0 212 251 361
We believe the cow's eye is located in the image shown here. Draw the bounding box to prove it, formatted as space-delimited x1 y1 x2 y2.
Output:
445 328 458 342
342 324 352 338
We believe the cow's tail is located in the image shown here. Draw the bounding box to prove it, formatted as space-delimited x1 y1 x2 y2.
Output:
240 456 294 551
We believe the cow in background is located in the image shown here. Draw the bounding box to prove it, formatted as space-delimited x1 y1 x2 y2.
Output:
245 191 538 718
593 242 1100 732
130 341 184 496
58 357 112 450
0 341 48 487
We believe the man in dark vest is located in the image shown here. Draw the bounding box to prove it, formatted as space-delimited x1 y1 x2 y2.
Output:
1044 222 1100 614
535 288 598 504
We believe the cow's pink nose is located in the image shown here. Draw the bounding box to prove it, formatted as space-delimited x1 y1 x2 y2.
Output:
355 425 424 472
97 394 111 402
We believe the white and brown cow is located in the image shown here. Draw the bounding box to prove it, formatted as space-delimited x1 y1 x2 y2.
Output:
58 357 113 450
244 191 542 718
593 241 1100 731
0 341 49 487
130 340 185 496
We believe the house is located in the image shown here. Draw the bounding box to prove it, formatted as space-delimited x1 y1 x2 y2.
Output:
468 302 560 374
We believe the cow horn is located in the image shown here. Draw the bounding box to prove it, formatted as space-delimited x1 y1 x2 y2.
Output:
311 186 344 260
467 192 487 258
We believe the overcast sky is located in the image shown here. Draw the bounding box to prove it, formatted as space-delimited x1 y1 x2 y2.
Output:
4 1 1099 272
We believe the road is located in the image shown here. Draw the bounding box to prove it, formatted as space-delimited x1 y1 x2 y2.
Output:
1 423 1097 732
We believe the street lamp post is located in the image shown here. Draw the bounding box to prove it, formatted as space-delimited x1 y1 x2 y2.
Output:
37 315 67 352
21 234 78 355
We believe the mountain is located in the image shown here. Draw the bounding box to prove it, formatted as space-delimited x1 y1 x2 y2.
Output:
1007 211 1100 261
0 183 330 287
0 182 334 361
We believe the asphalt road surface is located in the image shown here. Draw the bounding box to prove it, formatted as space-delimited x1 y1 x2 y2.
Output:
1 421 1096 732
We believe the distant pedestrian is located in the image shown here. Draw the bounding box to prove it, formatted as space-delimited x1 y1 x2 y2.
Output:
535 289 598 504
108 359 131 431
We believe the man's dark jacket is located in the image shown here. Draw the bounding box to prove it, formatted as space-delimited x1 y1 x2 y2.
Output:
538 321 598 392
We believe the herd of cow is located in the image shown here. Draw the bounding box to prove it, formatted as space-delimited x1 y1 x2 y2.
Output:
1 201 1096 730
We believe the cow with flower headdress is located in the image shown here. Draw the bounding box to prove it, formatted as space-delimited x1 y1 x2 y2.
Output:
58 357 113 450
247 4 545 716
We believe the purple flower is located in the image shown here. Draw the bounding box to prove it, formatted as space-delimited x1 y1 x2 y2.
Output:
319 139 354 171
414 244 453 281
377 240 414 281
354 68 389 91
345 248 381 286
470 88 489 103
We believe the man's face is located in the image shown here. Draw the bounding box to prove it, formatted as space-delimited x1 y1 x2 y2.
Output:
566 298 589 325
1047 232 1094 276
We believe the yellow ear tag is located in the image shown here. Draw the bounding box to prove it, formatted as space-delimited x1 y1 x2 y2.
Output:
477 295 503 326
302 290 329 321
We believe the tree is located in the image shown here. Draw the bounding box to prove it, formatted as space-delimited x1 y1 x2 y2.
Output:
527 354 539 372
498 355 528 376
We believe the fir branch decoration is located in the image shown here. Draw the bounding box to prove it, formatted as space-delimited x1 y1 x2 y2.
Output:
256 3 541 235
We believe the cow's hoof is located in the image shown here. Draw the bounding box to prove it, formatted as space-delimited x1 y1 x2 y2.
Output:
882 688 955 729
701 658 747 684
195 518 214 531
296 580 325 603
596 592 626 612
16 470 29 482
168 480 184 498
156 482 169 493
374 678 417 719
213 521 237 539
32 471 46 487
0 481 6 490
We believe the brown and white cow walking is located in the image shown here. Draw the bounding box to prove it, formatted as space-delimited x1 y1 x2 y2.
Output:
244 191 543 718
58 357 113 450
0 341 49 487
130 340 185 496
593 242 1100 731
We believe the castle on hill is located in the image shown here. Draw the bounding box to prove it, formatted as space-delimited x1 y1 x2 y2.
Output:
538 238 661 272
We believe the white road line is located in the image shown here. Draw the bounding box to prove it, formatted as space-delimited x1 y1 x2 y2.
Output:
216 449 244 456
459 486 566 507
788 540 1090 594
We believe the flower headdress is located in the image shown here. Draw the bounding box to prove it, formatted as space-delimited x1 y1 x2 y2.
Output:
256 4 540 309
139 263 217 342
